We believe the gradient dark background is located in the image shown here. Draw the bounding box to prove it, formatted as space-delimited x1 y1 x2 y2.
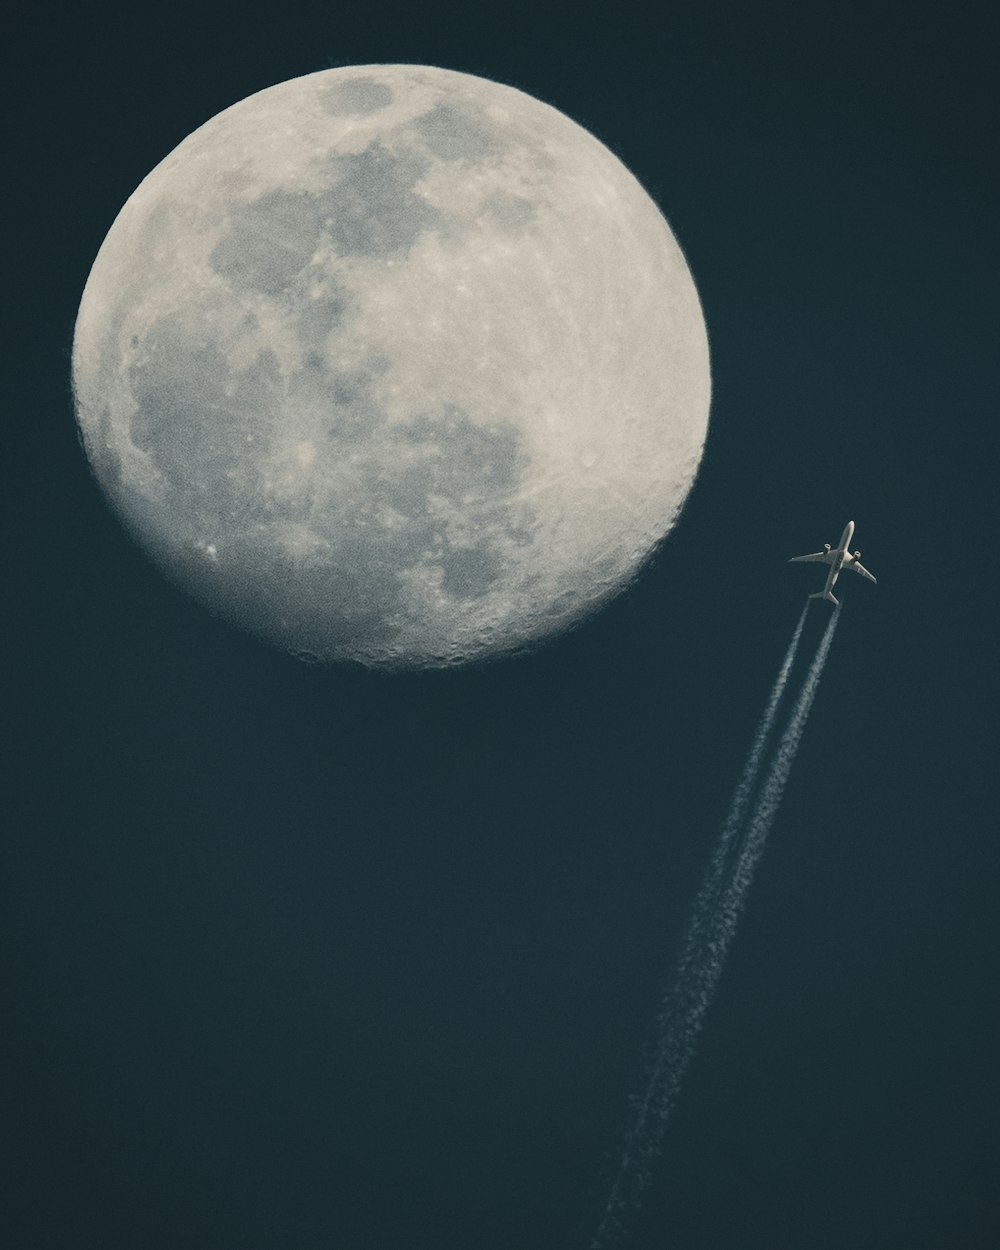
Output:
8 3 997 1247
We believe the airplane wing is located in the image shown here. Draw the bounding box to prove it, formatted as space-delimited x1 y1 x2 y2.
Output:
846 560 877 583
788 551 836 564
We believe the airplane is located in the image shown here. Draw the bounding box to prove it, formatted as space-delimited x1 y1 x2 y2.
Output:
788 520 877 605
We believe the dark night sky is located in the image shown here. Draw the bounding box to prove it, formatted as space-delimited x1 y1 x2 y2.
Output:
7 3 998 1248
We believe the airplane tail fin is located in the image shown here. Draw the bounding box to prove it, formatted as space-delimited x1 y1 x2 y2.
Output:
809 591 839 606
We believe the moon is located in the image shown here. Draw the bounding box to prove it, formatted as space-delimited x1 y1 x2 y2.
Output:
73 66 710 669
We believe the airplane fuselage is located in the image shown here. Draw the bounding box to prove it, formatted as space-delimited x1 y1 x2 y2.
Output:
822 521 856 594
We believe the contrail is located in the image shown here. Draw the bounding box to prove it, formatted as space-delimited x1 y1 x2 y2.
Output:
590 602 838 1249
692 601 810 934
591 605 808 1245
712 600 841 950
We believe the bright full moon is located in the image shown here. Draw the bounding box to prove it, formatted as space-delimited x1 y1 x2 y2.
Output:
73 66 710 668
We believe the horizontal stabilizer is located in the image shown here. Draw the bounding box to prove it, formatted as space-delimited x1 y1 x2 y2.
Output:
809 590 838 606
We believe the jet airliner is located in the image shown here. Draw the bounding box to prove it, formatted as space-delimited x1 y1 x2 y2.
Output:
788 520 876 605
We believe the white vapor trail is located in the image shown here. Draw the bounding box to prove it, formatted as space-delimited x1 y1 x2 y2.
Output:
591 602 838 1249
691 601 810 939
711 600 841 953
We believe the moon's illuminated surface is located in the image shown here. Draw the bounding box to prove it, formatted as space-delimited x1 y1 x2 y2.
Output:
73 65 710 668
